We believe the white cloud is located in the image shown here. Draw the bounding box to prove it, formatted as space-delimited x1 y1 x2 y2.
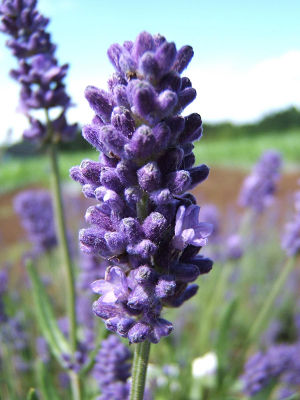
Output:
187 50 300 123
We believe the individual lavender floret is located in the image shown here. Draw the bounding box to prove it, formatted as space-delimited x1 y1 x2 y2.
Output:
0 0 76 142
239 150 282 213
93 335 131 400
172 205 212 250
14 189 57 254
71 31 213 343
282 182 300 257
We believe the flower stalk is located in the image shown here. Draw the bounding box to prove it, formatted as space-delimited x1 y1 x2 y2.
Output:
130 341 151 400
247 257 295 343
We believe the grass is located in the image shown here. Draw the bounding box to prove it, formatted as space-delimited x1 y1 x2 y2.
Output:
194 129 300 168
1 129 300 193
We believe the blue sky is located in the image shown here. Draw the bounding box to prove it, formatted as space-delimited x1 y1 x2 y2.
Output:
1 0 300 141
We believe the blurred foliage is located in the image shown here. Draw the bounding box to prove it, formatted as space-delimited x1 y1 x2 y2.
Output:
204 106 300 140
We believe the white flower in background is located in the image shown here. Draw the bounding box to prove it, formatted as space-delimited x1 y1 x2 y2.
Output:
192 352 218 379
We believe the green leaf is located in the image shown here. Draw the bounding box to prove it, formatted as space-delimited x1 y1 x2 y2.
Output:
35 361 61 400
26 388 39 400
26 260 70 363
215 298 238 389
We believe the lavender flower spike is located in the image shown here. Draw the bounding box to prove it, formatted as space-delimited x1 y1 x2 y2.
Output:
0 0 77 142
93 335 131 400
14 189 57 254
239 150 282 213
282 181 300 257
71 31 213 343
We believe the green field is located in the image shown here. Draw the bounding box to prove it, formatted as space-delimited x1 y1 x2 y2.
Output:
1 129 299 193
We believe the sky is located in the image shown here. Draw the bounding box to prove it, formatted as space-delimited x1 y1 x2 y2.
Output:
1 0 300 142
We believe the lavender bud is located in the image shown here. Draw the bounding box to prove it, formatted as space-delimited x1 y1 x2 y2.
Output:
137 162 162 192
155 41 177 74
190 255 213 274
84 86 112 122
167 170 191 194
128 322 150 343
120 218 144 244
125 125 156 159
155 276 176 299
178 87 197 111
143 212 168 242
188 164 210 188
100 167 123 192
82 124 104 151
171 262 200 282
111 106 135 137
172 45 194 73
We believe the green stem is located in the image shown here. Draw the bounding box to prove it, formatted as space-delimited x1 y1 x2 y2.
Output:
130 341 151 400
48 142 77 352
247 257 295 343
46 121 81 399
70 372 83 400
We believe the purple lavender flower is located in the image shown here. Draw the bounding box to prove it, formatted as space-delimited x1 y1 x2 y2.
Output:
0 0 76 141
172 205 212 251
282 182 300 257
225 234 243 260
239 150 282 213
14 189 57 254
93 335 131 400
71 32 213 343
242 343 300 397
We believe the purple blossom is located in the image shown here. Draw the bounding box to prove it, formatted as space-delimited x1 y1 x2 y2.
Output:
71 32 213 343
0 0 76 142
14 189 57 254
172 205 212 251
225 234 243 260
241 342 300 397
282 182 300 257
239 150 282 213
93 335 131 400
93 334 153 400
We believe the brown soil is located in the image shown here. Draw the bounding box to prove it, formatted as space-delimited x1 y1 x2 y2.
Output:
0 168 299 259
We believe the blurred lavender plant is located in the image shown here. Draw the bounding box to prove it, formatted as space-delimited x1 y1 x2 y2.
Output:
200 204 243 262
14 189 57 254
241 342 300 398
70 31 213 344
282 181 300 257
239 150 282 213
0 0 76 142
93 335 132 400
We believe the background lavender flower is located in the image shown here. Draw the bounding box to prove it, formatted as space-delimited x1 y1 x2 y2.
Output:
242 342 300 397
239 150 282 213
282 182 300 257
14 189 57 254
93 335 131 400
0 0 76 142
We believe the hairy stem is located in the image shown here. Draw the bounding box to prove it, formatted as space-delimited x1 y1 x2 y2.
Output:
130 341 151 400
